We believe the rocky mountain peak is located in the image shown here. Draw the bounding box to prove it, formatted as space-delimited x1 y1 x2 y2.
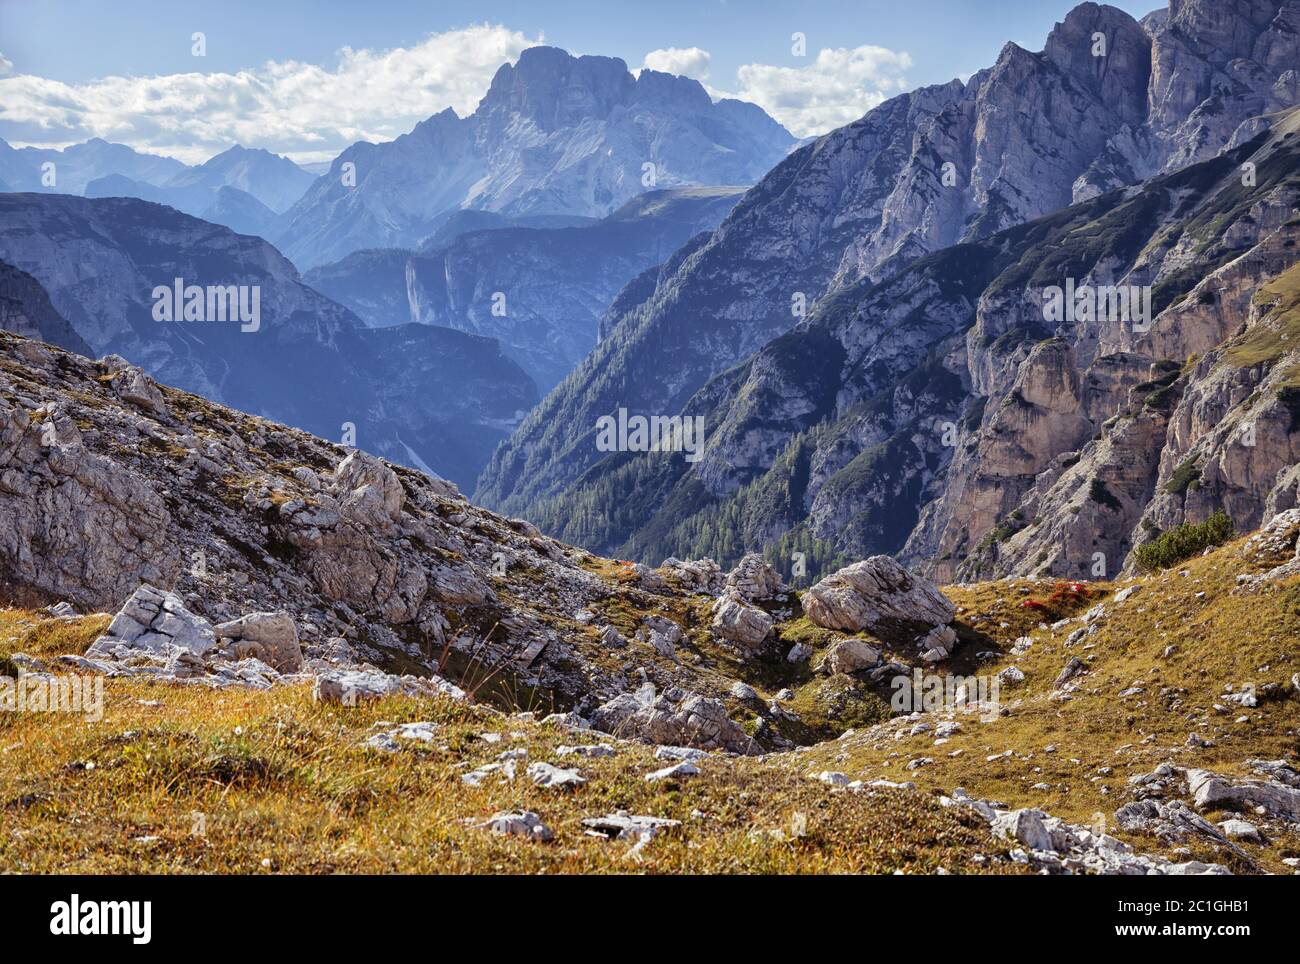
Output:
479 46 636 131
480 1 1300 589
632 68 715 112
1041 2 1152 122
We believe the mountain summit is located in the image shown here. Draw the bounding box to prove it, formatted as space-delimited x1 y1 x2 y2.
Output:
276 46 794 268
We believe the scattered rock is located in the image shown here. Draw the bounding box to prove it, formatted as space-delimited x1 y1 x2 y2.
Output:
636 617 683 659
1218 818 1264 843
710 590 773 648
1053 657 1086 690
817 638 881 675
599 625 627 649
645 762 699 782
724 554 787 601
526 762 587 790
729 681 758 702
814 771 851 786
659 557 723 594
214 611 303 673
917 624 958 662
1185 766 1300 821
102 355 167 417
87 584 216 660
582 812 680 841
363 721 439 751
462 761 516 786
991 808 1054 852
588 685 755 754
802 557 955 642
654 745 708 762
312 668 465 705
481 810 553 842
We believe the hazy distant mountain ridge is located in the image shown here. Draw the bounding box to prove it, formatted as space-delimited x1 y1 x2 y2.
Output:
0 137 186 194
306 186 746 390
276 46 794 268
84 145 316 235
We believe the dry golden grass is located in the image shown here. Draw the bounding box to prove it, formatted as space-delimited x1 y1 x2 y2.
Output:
1 535 1295 873
0 678 1011 874
0 609 110 660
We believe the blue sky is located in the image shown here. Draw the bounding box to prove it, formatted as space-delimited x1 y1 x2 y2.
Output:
0 0 1161 163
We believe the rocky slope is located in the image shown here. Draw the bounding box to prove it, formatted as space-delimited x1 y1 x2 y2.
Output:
2 327 1298 874
477 0 1300 539
0 328 967 748
275 46 794 268
306 187 744 391
0 193 536 488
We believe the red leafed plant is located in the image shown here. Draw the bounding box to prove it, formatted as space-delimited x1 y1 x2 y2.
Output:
1021 580 1094 618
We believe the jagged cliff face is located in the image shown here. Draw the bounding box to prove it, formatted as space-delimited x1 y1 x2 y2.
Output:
0 260 91 356
276 47 794 268
0 194 537 488
929 117 1300 582
306 187 743 392
477 0 1300 533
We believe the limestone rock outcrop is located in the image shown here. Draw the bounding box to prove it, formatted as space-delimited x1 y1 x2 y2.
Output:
588 685 757 755
803 557 956 647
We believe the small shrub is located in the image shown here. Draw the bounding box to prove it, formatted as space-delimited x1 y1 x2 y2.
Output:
1165 459 1201 495
1021 581 1095 619
1133 511 1234 572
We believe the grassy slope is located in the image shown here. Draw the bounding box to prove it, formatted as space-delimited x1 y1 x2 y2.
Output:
1 532 1296 873
796 540 1300 874
0 648 1004 874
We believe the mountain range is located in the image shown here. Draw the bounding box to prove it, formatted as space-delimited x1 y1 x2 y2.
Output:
85 145 317 235
0 50 796 483
4 1 1299 584
4 0 1300 880
475 0 1300 581
0 137 316 239
0 136 187 194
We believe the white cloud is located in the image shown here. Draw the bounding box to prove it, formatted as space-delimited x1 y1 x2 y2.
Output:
0 52 13 78
719 45 912 138
641 46 711 81
0 24 541 164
